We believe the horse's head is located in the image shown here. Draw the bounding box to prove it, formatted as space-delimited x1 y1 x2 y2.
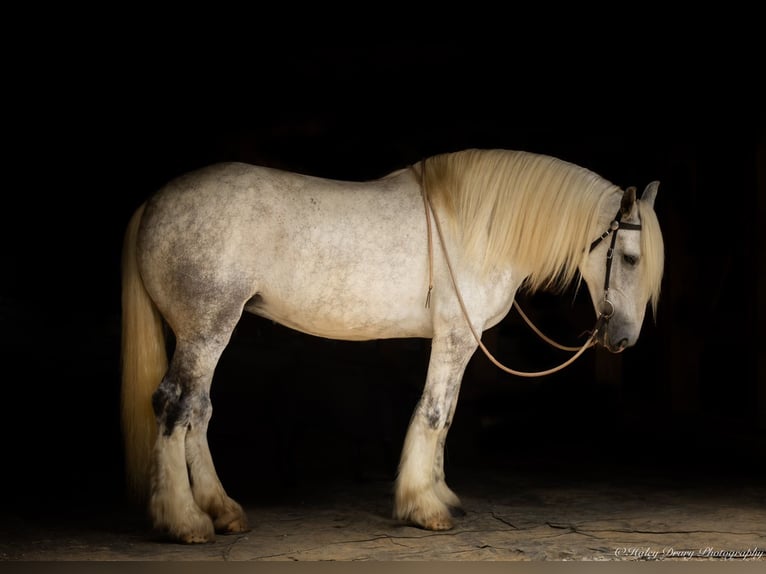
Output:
580 182 664 353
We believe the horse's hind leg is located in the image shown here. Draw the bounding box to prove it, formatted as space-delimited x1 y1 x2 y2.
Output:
151 333 247 543
184 388 249 535
150 346 214 543
394 328 476 530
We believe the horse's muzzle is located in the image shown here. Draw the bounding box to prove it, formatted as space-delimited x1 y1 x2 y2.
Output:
608 338 629 354
592 315 629 354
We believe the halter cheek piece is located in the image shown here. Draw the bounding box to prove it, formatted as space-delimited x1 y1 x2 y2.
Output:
588 207 642 323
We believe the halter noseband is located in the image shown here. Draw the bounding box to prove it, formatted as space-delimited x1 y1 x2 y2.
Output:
588 206 642 322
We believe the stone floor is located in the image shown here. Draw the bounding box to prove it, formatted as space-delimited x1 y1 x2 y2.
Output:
2 463 765 563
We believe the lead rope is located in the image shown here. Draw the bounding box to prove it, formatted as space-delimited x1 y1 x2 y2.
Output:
421 174 434 308
417 164 598 378
510 301 585 353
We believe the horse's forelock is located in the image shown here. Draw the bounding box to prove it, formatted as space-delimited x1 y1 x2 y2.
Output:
637 200 665 319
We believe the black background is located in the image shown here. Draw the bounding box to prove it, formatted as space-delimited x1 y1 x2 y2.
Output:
2 13 763 518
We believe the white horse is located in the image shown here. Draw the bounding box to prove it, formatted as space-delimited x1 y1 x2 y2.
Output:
121 148 664 543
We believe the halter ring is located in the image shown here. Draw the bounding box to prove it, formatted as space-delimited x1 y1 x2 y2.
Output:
599 297 615 319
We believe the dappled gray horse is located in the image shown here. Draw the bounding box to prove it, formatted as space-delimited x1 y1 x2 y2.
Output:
121 149 664 543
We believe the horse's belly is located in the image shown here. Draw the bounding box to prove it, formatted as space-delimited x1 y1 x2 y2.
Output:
246 278 434 341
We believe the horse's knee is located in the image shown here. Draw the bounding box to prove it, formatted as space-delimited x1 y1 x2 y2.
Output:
418 395 453 431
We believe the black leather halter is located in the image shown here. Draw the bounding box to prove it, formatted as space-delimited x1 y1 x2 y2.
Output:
588 207 642 320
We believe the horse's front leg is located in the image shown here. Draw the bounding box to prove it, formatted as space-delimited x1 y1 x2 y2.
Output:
394 328 476 530
432 390 465 515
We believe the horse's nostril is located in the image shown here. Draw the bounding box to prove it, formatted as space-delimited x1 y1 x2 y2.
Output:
617 338 628 351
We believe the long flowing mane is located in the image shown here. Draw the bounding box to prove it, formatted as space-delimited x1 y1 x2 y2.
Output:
422 149 663 315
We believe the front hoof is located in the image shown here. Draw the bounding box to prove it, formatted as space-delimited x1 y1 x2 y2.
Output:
421 514 454 531
155 512 216 544
395 487 457 531
397 504 454 531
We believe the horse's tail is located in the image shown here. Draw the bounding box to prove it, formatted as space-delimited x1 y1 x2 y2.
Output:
120 202 167 505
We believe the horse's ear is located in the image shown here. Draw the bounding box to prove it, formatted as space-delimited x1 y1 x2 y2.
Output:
640 181 660 208
620 186 637 216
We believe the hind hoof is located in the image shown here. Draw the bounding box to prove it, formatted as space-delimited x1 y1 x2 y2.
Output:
178 531 215 544
215 515 250 534
213 500 250 534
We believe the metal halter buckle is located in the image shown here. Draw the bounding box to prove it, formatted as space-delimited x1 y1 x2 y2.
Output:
599 296 615 319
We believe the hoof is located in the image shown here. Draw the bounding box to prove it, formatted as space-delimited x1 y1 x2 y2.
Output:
212 498 250 534
154 510 216 544
215 515 250 534
449 505 466 518
178 531 215 544
159 518 215 544
421 514 454 531
394 487 458 531
398 505 455 531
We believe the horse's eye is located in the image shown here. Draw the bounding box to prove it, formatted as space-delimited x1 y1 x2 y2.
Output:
623 254 638 266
